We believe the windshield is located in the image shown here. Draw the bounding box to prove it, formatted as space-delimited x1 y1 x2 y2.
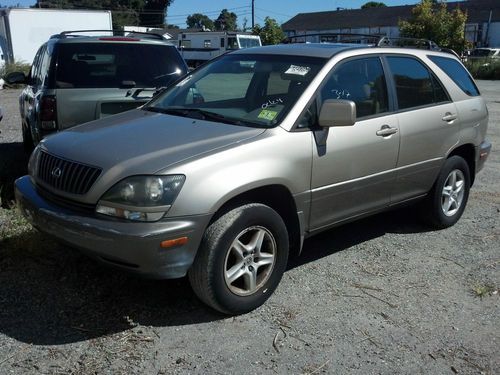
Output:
55 43 186 89
145 54 326 128
238 36 261 48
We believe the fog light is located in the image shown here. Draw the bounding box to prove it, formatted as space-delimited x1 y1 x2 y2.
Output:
96 204 165 222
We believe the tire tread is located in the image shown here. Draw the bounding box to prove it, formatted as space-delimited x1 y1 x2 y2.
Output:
189 203 287 314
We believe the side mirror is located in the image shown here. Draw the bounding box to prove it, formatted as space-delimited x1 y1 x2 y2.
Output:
5 71 27 85
319 99 356 127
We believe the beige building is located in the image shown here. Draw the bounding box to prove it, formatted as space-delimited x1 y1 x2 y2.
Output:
282 0 500 47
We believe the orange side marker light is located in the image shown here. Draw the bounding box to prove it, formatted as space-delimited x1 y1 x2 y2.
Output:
160 237 188 249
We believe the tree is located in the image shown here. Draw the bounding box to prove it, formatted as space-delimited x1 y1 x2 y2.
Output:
361 2 386 8
33 0 174 29
214 9 237 31
165 24 179 29
252 17 284 46
139 0 173 28
186 13 214 30
241 17 248 32
399 0 468 53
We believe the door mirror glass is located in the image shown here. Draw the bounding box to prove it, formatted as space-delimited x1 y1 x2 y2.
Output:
319 99 356 127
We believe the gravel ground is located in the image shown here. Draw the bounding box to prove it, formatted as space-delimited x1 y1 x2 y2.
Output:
0 82 499 374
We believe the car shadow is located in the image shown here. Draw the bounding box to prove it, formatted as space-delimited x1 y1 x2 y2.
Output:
0 142 29 207
0 205 432 346
289 206 432 270
0 229 223 345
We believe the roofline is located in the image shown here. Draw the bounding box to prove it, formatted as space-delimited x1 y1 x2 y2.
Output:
282 0 500 30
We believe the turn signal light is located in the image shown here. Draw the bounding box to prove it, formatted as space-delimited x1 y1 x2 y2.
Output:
160 237 188 249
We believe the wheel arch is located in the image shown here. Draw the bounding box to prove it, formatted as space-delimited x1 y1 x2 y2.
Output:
209 184 303 258
448 143 476 186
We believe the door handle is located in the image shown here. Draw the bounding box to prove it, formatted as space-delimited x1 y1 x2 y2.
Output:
376 125 398 137
442 112 458 122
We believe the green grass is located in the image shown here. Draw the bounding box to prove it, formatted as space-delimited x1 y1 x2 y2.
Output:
0 205 45 259
1 60 30 78
471 283 498 299
0 206 33 241
464 59 500 80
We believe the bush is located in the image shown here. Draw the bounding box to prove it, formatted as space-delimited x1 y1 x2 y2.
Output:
0 60 31 81
464 59 500 80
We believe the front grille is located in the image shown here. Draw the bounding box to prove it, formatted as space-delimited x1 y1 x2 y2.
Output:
38 151 102 195
36 184 95 214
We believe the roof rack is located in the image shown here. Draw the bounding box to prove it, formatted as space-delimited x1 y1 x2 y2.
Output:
281 33 459 57
282 33 381 45
51 30 165 40
377 37 440 50
377 37 461 57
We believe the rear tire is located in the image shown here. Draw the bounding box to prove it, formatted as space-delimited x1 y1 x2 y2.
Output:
420 156 470 229
189 203 289 315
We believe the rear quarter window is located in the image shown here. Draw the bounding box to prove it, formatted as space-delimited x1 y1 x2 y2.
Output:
428 55 480 97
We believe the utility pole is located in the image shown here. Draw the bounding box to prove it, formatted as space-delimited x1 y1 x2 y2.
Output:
252 0 255 29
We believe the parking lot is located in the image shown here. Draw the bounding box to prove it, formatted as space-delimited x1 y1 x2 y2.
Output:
0 81 499 374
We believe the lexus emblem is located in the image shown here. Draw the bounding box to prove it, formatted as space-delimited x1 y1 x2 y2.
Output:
51 167 62 179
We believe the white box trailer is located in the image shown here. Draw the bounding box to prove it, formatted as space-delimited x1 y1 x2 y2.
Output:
177 31 261 67
0 8 112 66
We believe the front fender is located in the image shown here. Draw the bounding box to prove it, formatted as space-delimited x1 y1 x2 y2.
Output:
164 127 314 218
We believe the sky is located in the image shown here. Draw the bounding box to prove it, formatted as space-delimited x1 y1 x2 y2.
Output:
2 0 417 28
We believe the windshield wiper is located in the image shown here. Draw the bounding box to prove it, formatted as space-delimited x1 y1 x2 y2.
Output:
145 107 249 126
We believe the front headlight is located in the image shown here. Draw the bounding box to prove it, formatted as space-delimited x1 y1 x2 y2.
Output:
96 175 185 222
28 144 42 179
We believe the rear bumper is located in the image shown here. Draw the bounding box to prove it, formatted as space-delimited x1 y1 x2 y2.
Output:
15 175 211 279
476 140 492 173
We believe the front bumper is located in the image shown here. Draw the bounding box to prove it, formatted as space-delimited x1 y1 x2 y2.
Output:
15 176 211 279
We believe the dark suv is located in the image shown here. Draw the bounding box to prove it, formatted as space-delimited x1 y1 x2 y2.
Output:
8 31 187 151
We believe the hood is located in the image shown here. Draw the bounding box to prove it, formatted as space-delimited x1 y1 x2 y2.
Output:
40 109 265 201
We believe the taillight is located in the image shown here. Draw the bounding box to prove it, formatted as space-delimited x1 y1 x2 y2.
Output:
40 96 57 130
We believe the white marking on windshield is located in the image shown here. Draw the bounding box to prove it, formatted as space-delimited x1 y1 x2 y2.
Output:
285 65 311 76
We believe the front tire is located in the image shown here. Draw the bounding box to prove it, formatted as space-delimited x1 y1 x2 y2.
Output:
421 156 471 229
188 203 289 315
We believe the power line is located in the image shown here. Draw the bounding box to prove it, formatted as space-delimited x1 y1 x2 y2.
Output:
166 6 250 19
255 7 293 18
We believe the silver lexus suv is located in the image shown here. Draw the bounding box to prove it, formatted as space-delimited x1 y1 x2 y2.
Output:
15 43 491 314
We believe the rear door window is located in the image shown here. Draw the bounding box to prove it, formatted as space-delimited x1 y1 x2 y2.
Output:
55 43 186 89
428 55 480 96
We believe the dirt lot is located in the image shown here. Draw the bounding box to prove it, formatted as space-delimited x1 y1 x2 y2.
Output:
0 82 499 374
